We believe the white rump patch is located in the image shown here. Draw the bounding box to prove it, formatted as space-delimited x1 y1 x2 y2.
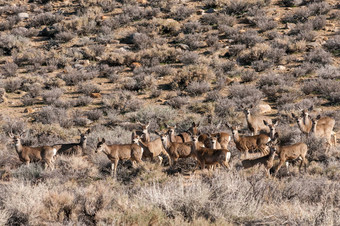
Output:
267 137 271 143
141 147 144 156
53 148 57 156
228 136 231 142
226 152 231 162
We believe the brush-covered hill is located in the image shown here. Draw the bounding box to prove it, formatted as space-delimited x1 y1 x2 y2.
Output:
0 0 339 225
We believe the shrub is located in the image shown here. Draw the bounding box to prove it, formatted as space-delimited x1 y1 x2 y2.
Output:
229 83 263 107
2 118 27 135
305 48 332 66
41 88 63 105
323 35 340 56
237 30 264 47
30 12 63 27
75 96 93 107
317 66 340 80
255 17 277 32
308 2 331 15
214 97 238 121
55 31 75 43
182 21 204 34
21 95 35 106
166 96 189 109
171 6 195 21
282 7 311 23
33 106 72 128
186 81 210 96
78 83 101 96
179 51 200 65
280 0 303 7
86 109 103 121
241 70 257 83
182 33 204 50
205 90 221 102
310 15 326 30
4 78 22 93
60 67 98 86
223 0 267 15
1 62 18 77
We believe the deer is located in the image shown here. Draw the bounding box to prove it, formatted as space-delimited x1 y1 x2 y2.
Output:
135 135 170 165
131 122 150 143
165 122 200 143
268 133 308 176
263 120 279 139
227 124 271 159
310 115 336 151
241 148 276 177
191 135 231 170
8 132 57 170
53 129 90 156
95 137 143 177
243 105 272 135
292 110 335 149
154 131 201 166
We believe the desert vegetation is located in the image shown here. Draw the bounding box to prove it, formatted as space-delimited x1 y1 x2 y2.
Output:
0 0 339 224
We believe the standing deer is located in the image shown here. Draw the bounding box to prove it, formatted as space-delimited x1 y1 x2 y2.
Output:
53 129 90 156
310 115 336 151
165 122 199 143
131 122 150 143
191 135 231 170
135 135 170 165
95 137 143 177
227 124 271 159
9 132 57 170
243 105 272 135
241 148 276 177
155 131 200 166
292 110 335 149
263 120 279 139
269 133 308 176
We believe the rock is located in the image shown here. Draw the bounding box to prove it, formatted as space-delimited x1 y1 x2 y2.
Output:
277 65 286 71
258 104 272 114
90 93 102 98
18 12 29 19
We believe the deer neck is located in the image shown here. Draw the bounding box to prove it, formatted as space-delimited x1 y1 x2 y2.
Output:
143 131 150 142
14 141 23 154
169 132 176 143
137 140 149 150
80 139 86 150
232 131 240 142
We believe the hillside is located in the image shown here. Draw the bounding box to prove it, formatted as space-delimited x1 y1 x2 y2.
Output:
0 0 339 225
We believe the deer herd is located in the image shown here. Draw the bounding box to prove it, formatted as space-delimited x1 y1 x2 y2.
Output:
7 107 337 178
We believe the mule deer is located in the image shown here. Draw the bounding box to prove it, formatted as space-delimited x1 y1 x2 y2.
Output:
53 129 90 156
135 135 169 165
155 131 200 166
165 122 200 143
131 122 150 143
310 115 336 151
241 148 276 177
192 136 231 170
263 120 279 139
95 137 143 177
243 105 272 135
9 132 57 170
269 133 308 176
227 124 271 159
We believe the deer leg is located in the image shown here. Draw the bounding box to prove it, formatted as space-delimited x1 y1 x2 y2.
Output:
110 162 115 177
157 156 163 165
274 159 285 176
286 161 290 174
114 159 119 177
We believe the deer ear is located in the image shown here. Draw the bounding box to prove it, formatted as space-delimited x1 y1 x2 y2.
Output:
250 104 253 109
308 105 314 111
192 122 196 127
292 113 297 119
102 138 106 143
154 131 160 136
274 120 279 126
225 123 231 129
86 129 91 134
196 122 200 127
146 122 150 128
316 115 321 120
78 129 82 134
98 137 101 142
263 120 268 126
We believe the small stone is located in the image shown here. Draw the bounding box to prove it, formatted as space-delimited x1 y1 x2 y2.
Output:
18 12 29 19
